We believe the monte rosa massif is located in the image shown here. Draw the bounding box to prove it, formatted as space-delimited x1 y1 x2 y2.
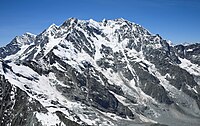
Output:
0 18 200 126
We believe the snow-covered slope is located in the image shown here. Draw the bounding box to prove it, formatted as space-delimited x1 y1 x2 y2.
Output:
0 18 200 126
0 32 36 61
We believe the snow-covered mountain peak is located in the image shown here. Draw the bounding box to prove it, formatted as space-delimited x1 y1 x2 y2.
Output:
23 32 36 37
39 24 59 38
1 18 200 126
60 17 78 28
14 32 36 46
0 18 170 62
47 23 58 31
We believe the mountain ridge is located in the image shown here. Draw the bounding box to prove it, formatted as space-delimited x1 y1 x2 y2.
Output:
0 18 200 126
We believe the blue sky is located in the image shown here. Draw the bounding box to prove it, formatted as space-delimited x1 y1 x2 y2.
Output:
0 0 200 46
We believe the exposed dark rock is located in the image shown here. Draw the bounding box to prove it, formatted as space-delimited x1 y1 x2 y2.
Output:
55 111 81 126
175 43 200 65
0 74 47 126
131 62 173 104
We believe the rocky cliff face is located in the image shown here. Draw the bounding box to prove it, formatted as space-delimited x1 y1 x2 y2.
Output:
0 18 200 126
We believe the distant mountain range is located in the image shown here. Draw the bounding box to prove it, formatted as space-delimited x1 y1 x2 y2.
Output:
0 18 200 126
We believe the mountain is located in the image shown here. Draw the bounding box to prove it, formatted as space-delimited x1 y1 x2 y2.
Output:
0 18 200 126
0 32 36 61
